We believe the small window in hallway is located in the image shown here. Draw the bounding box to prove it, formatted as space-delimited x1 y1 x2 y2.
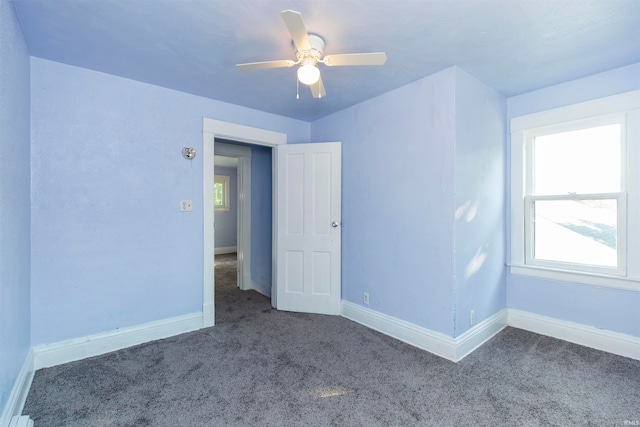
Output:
214 175 230 210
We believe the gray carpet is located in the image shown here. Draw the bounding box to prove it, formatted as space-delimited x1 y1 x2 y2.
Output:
23 254 640 426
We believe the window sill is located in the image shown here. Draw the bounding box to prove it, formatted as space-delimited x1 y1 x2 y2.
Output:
508 263 640 292
214 207 230 212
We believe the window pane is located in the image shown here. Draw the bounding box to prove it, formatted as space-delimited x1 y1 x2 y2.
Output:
533 124 620 195
214 183 223 206
533 199 617 267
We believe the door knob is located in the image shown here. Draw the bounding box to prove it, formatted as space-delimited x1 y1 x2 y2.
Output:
331 221 340 228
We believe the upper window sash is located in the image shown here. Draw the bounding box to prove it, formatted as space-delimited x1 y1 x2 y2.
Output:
523 114 626 197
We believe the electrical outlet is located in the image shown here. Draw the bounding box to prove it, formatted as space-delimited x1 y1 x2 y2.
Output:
469 309 475 326
363 292 370 305
180 200 193 212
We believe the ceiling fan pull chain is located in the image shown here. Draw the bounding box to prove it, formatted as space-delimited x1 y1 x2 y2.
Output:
296 77 300 99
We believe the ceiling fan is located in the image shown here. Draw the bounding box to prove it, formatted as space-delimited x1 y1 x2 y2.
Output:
236 10 387 99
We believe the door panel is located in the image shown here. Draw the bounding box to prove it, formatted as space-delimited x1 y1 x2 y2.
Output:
285 251 304 294
276 142 341 315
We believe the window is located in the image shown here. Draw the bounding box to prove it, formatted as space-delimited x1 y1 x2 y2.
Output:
510 90 639 290
214 175 230 210
526 120 625 274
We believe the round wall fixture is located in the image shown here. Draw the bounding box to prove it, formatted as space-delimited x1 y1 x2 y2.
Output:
182 147 196 159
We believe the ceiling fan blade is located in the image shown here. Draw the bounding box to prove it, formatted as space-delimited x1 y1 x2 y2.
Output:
281 10 311 51
236 60 296 71
323 52 387 67
309 75 326 99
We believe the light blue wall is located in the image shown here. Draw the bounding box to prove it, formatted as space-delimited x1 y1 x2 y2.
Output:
30 58 309 345
508 63 640 119
250 145 272 295
506 63 640 337
310 66 507 337
12 23 637 380
0 0 31 416
214 166 237 248
453 68 506 337
311 68 457 335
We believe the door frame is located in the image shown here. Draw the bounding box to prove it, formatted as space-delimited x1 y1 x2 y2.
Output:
202 118 286 327
214 143 251 292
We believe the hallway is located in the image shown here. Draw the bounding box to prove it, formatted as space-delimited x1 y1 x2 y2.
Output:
215 253 271 324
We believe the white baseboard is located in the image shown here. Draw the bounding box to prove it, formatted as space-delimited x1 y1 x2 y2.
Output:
214 246 237 255
341 301 457 361
454 309 508 361
0 350 34 427
33 312 204 369
508 309 640 361
10 304 635 422
342 303 640 362
341 302 506 362
7 415 34 427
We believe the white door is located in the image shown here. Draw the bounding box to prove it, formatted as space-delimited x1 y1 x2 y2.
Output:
276 142 341 315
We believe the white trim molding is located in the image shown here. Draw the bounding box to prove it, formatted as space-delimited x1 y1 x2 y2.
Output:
341 301 458 361
6 415 34 427
508 309 640 361
32 313 203 369
203 118 286 328
510 90 640 132
214 246 237 255
203 119 287 147
0 350 34 427
341 301 507 362
341 302 639 362
509 90 640 291
509 263 640 292
454 310 508 360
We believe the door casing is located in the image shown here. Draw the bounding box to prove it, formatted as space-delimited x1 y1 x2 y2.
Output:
203 118 286 327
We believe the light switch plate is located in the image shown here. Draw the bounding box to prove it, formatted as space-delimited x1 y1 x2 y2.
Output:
180 200 193 212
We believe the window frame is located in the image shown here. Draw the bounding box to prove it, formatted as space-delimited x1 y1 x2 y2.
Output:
214 174 231 211
524 115 627 276
510 90 640 292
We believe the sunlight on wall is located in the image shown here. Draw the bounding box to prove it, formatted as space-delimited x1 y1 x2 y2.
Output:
465 247 488 279
455 200 479 222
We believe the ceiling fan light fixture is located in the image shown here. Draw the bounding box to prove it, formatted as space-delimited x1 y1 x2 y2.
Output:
236 11 386 99
297 62 320 85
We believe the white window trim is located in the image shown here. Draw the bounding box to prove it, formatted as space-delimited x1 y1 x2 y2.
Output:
214 175 230 211
509 90 640 292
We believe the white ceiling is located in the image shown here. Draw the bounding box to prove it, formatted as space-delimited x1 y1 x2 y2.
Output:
12 0 640 122
214 155 238 168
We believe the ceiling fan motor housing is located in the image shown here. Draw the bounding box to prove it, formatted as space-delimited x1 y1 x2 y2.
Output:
296 34 325 64
236 10 386 99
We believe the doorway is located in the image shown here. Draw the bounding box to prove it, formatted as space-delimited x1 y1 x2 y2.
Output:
213 142 251 294
213 140 273 319
203 118 343 326
203 119 286 327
